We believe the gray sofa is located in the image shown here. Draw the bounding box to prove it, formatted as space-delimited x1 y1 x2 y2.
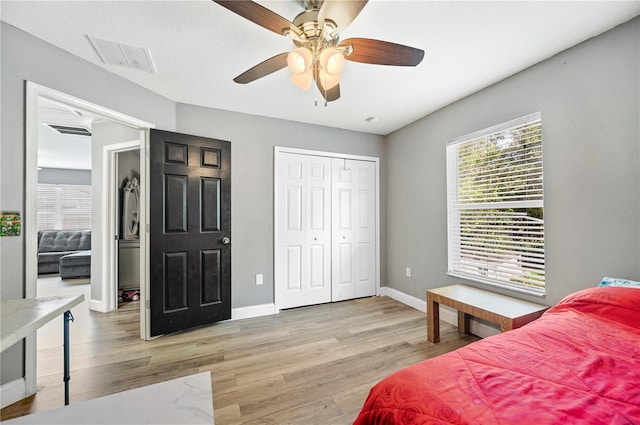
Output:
38 230 91 279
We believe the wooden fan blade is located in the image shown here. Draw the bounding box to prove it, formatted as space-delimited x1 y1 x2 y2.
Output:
233 52 289 84
315 77 340 102
319 83 340 102
318 0 368 34
213 1 300 37
340 38 424 66
313 66 340 102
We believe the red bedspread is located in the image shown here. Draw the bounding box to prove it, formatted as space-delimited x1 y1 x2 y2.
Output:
354 287 640 425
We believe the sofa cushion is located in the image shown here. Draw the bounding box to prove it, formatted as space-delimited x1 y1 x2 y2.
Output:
59 251 91 279
39 251 77 264
59 250 91 266
39 230 91 252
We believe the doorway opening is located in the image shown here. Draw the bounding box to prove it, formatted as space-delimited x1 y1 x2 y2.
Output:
103 141 142 313
36 96 94 296
114 148 142 307
25 82 154 396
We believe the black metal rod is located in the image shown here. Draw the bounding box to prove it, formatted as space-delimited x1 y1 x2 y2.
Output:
63 310 74 405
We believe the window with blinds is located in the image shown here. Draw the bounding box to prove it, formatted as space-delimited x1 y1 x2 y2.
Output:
37 184 92 231
446 112 544 295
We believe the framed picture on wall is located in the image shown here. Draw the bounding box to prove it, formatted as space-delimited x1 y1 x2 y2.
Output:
0 211 21 236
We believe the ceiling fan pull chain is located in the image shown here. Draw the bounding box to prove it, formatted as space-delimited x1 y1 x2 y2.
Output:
323 71 328 107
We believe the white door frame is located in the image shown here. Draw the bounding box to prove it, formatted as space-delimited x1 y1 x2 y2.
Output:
273 146 381 311
25 82 154 398
102 141 144 314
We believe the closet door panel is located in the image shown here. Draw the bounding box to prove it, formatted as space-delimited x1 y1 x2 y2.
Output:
305 156 332 305
332 159 354 301
285 246 302 291
278 154 306 308
277 153 331 308
309 244 325 288
354 161 376 298
332 159 376 301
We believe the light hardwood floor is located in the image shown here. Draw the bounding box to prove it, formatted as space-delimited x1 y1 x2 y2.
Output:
1 279 478 424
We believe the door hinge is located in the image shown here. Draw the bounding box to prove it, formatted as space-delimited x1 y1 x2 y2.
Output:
147 223 150 233
146 299 150 309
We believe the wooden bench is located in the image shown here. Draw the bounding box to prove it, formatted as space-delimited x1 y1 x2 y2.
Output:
427 284 548 343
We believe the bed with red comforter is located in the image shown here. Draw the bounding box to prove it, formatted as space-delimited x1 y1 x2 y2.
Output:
354 287 640 425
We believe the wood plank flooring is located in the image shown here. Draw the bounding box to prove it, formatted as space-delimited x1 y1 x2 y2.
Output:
1 279 479 424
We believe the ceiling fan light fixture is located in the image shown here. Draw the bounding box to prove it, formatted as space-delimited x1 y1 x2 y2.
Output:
317 68 341 90
319 48 345 75
287 47 313 74
291 70 313 90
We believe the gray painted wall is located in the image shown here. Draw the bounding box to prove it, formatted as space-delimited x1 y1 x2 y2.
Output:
38 168 91 185
385 17 640 307
117 150 140 193
0 22 175 385
90 121 140 303
176 105 386 308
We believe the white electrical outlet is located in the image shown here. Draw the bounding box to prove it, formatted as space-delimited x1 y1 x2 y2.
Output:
405 267 411 277
256 273 264 285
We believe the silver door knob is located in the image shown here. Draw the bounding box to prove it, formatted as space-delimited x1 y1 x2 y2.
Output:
222 236 231 245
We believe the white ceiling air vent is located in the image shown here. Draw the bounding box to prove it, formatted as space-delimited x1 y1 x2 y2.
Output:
44 123 92 137
87 35 157 73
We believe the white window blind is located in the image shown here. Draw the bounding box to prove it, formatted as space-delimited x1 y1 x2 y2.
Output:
446 112 545 295
37 184 92 231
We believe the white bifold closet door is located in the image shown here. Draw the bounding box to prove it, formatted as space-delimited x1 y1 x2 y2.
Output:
331 158 376 301
278 153 332 308
276 152 376 309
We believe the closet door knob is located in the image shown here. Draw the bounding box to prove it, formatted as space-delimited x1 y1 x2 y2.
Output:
222 236 231 245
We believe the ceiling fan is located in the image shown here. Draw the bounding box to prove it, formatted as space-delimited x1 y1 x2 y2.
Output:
213 0 425 103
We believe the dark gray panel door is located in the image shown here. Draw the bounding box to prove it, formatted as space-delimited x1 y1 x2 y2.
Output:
150 129 231 336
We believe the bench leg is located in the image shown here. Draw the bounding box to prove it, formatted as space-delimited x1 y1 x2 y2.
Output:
458 312 471 334
427 296 440 343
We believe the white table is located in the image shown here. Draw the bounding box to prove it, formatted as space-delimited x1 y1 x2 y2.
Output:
4 371 215 424
1 295 85 404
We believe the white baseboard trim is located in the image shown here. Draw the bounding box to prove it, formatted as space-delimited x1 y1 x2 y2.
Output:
92 299 277 321
89 299 105 312
1 378 27 409
379 286 499 339
438 304 459 327
379 286 426 312
231 303 278 321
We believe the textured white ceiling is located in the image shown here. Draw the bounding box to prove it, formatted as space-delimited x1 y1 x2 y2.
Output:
2 1 639 136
